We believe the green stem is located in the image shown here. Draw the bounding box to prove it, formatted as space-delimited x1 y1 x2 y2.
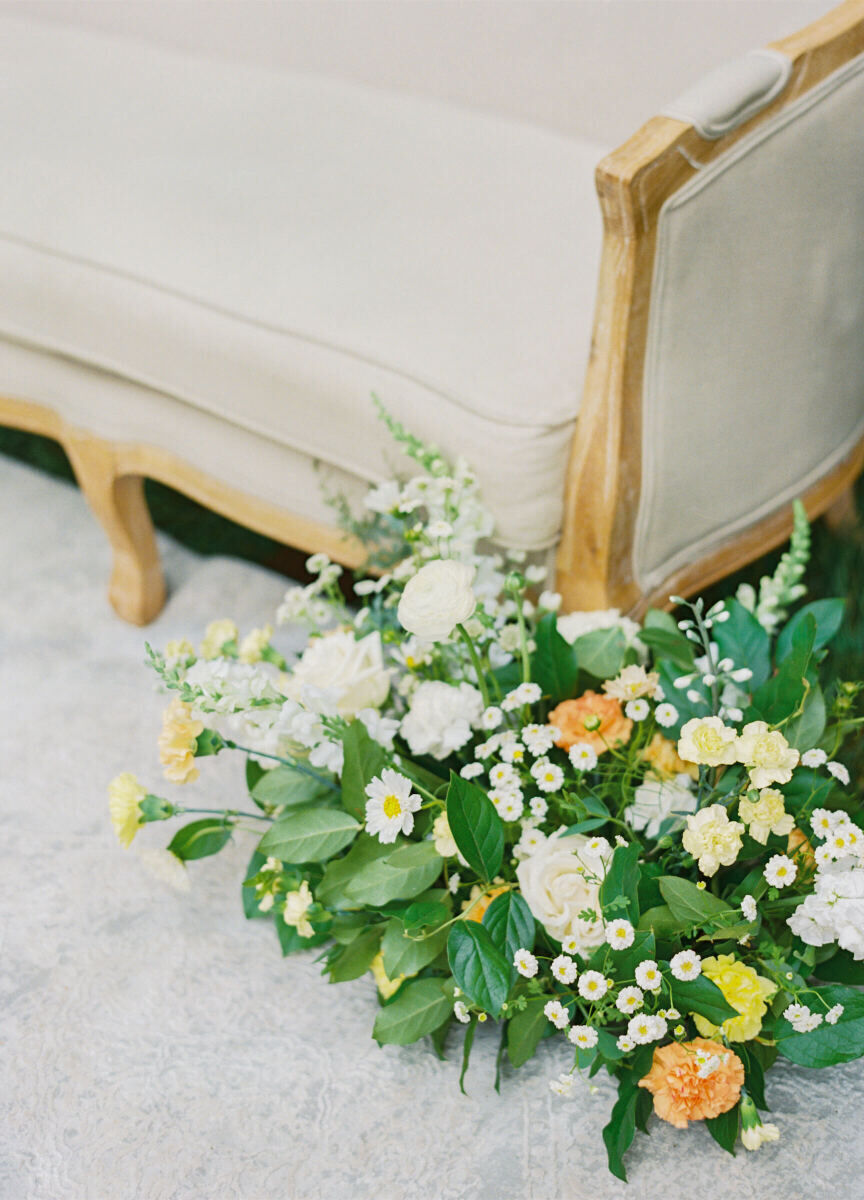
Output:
177 806 272 823
457 623 491 709
223 740 340 792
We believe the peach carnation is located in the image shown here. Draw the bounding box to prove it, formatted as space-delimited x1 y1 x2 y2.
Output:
549 691 633 755
638 1038 744 1128
463 883 509 923
639 732 698 781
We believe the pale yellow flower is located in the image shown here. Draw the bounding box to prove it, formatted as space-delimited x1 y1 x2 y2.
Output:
108 772 146 848
678 717 739 768
738 788 795 845
370 951 406 999
239 624 273 664
735 721 799 789
692 955 777 1042
164 638 194 661
283 880 315 938
682 804 745 876
603 664 660 702
432 812 458 858
158 697 204 785
199 618 238 660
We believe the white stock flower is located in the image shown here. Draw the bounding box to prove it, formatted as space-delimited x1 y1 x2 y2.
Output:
357 708 399 751
400 681 483 759
364 770 422 843
397 559 476 640
788 857 864 959
624 775 697 840
282 631 390 719
516 831 611 953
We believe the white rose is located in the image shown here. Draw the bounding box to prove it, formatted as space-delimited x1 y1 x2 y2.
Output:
397 559 476 641
282 631 390 719
624 774 697 840
400 680 483 759
516 830 611 952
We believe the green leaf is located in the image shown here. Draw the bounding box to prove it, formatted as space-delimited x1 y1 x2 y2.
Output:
580 794 612 820
447 922 510 1017
445 773 504 881
327 926 383 982
246 757 266 796
402 901 451 931
596 1028 630 1061
658 877 731 926
602 1080 639 1183
340 720 387 819
776 985 864 1067
750 613 816 725
737 1045 769 1111
655 660 706 736
561 818 609 836
315 834 392 906
252 766 333 811
574 626 627 680
608 930 656 981
813 949 864 986
329 912 368 944
258 808 360 864
167 818 233 861
242 850 268 918
671 975 738 1026
482 891 535 969
345 840 443 906
507 996 552 1068
639 614 695 671
600 842 641 923
776 598 845 663
637 904 688 939
381 919 448 977
373 978 455 1046
532 612 580 703
276 920 329 956
712 599 772 690
784 682 826 752
706 1104 739 1155
780 767 836 816
459 1016 477 1095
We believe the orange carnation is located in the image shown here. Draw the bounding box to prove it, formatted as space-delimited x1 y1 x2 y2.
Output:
639 732 698 781
638 1038 744 1129
464 884 509 923
549 691 633 755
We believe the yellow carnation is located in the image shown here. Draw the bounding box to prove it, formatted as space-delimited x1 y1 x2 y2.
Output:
158 697 204 785
108 772 146 848
738 788 795 845
692 954 777 1042
370 951 406 999
200 618 238 660
239 624 273 664
681 804 745 876
735 721 799 789
283 880 315 938
678 717 739 768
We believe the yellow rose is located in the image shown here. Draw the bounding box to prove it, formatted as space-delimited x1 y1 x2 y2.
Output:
678 717 739 768
735 721 799 789
692 954 777 1042
200 618 238 660
370 951 406 999
738 788 795 844
108 772 146 848
158 697 204 784
681 804 745 876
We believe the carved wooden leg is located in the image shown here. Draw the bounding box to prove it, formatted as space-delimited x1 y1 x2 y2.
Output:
64 433 166 625
823 482 860 533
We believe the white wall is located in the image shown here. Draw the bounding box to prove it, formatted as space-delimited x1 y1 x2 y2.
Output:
0 0 831 145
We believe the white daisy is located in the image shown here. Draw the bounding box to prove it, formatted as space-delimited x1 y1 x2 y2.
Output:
627 1014 656 1045
514 826 547 858
534 763 565 793
502 682 543 711
529 796 548 820
635 960 662 990
764 854 797 887
605 919 635 950
489 762 518 788
616 1035 635 1052
544 999 570 1029
460 763 484 780
500 740 527 765
577 971 608 1001
568 743 598 772
586 836 611 858
826 1004 844 1025
497 794 525 822
625 699 650 722
669 950 702 981
801 748 828 768
551 955 578 984
827 761 851 786
615 987 644 1015
655 703 679 728
481 706 503 730
568 1025 598 1049
522 724 559 756
364 769 422 843
561 935 580 955
513 949 538 978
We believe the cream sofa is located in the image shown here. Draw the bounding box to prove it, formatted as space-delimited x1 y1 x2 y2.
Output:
0 0 862 622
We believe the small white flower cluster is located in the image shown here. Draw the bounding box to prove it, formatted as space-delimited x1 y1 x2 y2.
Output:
277 554 345 628
783 1001 844 1033
624 1013 668 1045
787 850 864 959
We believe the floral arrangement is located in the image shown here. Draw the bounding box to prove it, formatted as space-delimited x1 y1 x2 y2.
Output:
111 410 864 1180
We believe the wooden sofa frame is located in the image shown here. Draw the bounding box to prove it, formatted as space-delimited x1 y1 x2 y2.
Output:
1 0 863 624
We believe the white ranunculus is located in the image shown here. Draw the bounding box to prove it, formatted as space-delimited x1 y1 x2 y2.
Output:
624 774 697 840
282 631 390 719
400 680 483 759
397 559 476 641
516 830 611 952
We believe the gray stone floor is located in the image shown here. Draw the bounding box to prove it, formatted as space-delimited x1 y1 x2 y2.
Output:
1 456 862 1200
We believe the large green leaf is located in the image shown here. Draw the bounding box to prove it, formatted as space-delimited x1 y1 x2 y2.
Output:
276 920 329 956
373 978 455 1046
784 682 826 752
242 850 268 918
445 773 504 881
776 985 864 1067
813 949 864 986
531 612 580 703
340 720 387 819
381 918 448 977
706 1104 739 1155
639 610 695 670
345 840 443 906
637 904 689 939
448 922 510 1017
327 926 383 982
670 975 738 1026
712 598 772 690
315 834 392 906
600 842 641 923
507 996 553 1068
574 627 627 680
776 598 845 663
607 930 655 982
482 890 535 970
602 1079 639 1183
258 808 360 864
658 876 731 926
252 765 333 811
167 818 232 861
749 613 816 725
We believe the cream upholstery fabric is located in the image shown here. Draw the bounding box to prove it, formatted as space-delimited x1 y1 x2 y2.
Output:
637 51 864 589
0 17 606 550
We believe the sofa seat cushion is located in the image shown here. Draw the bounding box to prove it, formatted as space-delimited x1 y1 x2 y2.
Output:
0 18 607 550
